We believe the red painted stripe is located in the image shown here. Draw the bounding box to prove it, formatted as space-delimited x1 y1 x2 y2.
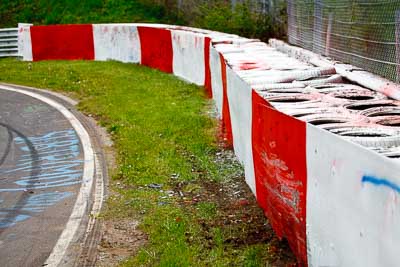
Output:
137 27 173 73
220 53 233 148
251 90 307 266
31 24 94 61
204 37 212 98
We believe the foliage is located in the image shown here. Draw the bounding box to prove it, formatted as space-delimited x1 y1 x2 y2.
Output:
187 0 285 41
0 0 286 41
0 0 175 27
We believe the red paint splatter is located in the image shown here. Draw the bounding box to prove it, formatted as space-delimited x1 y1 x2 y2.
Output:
31 24 94 61
204 37 212 98
252 91 307 266
220 53 233 148
138 27 173 73
234 60 270 71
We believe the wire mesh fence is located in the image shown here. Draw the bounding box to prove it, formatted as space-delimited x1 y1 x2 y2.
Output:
287 0 400 82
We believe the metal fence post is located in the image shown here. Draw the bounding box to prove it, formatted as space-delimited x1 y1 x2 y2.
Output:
325 12 333 57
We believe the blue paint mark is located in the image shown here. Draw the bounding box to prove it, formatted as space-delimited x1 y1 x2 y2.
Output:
0 129 82 228
362 175 400 194
0 212 31 228
0 129 83 191
4 192 73 213
0 192 74 228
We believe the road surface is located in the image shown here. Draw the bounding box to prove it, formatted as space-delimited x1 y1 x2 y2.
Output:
0 85 104 267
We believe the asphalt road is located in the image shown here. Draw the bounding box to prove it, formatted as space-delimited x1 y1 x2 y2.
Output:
0 89 85 267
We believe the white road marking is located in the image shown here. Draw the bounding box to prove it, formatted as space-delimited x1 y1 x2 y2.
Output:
0 84 95 267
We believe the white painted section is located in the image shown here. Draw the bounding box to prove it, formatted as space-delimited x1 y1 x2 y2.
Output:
306 124 400 267
93 24 141 63
226 67 255 194
0 82 78 106
172 25 213 35
133 23 171 28
214 43 244 54
18 23 32 61
0 85 95 267
210 46 223 118
172 30 205 85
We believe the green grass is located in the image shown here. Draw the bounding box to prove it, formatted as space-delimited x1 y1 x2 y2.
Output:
0 0 179 28
0 58 293 266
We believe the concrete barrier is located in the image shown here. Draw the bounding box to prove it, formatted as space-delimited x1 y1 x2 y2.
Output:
19 23 400 267
306 124 400 267
17 23 33 60
171 30 205 85
226 67 255 194
210 46 223 117
137 26 173 73
252 91 307 264
30 24 94 61
93 24 141 63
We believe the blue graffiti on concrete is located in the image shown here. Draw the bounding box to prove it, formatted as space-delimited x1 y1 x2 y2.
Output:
362 175 400 194
0 191 73 228
0 129 83 192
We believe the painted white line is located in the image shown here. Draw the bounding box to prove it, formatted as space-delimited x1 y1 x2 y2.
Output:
80 152 104 253
0 84 95 267
92 153 104 227
0 82 78 106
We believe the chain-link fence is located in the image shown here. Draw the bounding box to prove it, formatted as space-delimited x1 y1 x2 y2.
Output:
287 0 400 82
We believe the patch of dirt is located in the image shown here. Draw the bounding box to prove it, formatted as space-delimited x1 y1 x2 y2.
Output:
170 144 297 266
96 219 147 267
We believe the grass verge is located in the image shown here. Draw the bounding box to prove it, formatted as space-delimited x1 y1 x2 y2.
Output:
0 58 295 266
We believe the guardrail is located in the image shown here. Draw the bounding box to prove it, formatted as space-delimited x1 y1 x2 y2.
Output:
17 23 400 266
0 27 19 57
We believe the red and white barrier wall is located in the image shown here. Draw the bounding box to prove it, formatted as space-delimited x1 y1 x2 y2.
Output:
93 24 141 63
18 23 400 266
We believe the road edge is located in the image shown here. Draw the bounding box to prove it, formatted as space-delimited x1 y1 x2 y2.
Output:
0 84 96 267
